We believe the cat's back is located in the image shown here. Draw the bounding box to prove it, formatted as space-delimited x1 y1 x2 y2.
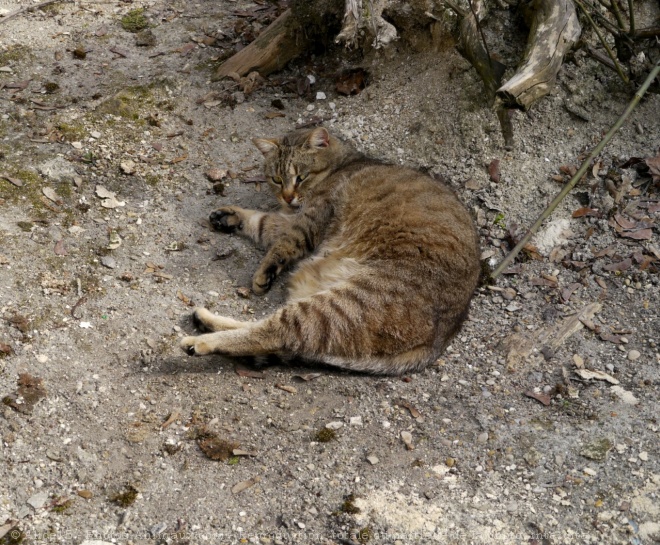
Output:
333 163 479 275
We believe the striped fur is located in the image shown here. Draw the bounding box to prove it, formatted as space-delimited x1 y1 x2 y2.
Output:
181 127 480 375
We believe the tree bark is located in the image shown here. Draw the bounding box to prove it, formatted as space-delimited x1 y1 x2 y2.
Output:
215 9 306 80
495 0 581 111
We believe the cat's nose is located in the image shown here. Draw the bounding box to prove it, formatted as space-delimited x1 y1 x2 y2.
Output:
283 194 294 204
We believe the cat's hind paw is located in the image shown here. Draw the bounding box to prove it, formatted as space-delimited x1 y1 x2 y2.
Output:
210 207 242 233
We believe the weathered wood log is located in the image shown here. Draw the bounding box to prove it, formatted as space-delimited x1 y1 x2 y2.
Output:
215 9 306 80
495 0 581 111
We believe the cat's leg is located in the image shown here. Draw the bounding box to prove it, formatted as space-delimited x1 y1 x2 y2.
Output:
251 203 331 294
180 320 280 357
191 307 250 332
209 206 293 249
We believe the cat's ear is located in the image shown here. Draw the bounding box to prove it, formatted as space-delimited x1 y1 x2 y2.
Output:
306 127 330 149
252 138 280 156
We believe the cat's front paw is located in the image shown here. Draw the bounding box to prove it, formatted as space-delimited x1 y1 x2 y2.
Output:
210 207 242 233
252 264 278 295
180 336 210 356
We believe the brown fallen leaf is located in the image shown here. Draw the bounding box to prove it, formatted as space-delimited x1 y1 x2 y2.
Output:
77 490 93 499
231 476 261 494
109 46 129 58
397 399 421 418
264 111 285 119
593 245 617 258
572 207 599 218
176 290 193 306
234 365 265 379
614 214 637 229
646 152 660 183
524 390 551 406
0 174 23 187
561 283 581 303
488 159 501 183
177 43 196 56
530 277 557 288
2 373 47 414
599 331 626 344
170 154 188 164
293 373 323 382
603 258 632 272
275 383 297 394
620 229 652 240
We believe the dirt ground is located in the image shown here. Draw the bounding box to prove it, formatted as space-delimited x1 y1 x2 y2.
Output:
1 1 659 544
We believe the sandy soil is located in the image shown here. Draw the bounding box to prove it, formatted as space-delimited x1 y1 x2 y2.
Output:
0 1 659 544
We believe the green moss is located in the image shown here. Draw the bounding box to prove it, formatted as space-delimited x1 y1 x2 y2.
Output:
52 498 74 513
227 456 240 465
56 121 86 141
314 427 337 443
0 45 32 65
110 485 139 507
16 221 34 232
121 9 149 32
340 494 360 514
44 82 60 94
144 173 161 186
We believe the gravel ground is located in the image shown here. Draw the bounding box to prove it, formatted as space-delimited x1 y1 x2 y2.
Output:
0 1 659 544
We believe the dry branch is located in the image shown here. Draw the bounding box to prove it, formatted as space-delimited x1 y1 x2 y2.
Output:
215 9 306 80
0 0 71 25
495 0 581 111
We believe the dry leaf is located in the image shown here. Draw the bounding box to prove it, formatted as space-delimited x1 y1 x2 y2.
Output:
264 111 285 119
234 365 265 379
176 291 193 306
561 283 581 303
293 373 322 382
614 214 637 229
397 399 421 418
42 187 61 204
572 207 599 218
524 391 551 406
275 383 297 394
3 373 47 414
603 258 632 272
336 68 366 96
488 159 501 183
620 229 652 240
231 476 261 494
575 369 619 385
1 174 23 187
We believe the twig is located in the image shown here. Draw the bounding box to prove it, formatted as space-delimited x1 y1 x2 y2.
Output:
468 0 493 74
0 0 71 25
491 60 660 279
608 0 626 31
574 0 629 84
627 0 634 35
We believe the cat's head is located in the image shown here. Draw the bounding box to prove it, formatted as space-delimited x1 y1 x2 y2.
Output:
252 127 334 210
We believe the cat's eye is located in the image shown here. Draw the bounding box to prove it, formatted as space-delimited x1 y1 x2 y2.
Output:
272 176 283 185
295 174 308 186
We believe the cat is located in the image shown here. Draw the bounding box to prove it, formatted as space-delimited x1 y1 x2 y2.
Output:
180 126 480 375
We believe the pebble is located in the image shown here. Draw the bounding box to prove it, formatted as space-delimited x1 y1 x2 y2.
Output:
349 416 363 426
306 104 315 111
477 432 488 443
326 421 343 430
120 160 136 174
100 256 117 269
316 91 326 100
366 455 379 465
639 451 648 461
0 66 13 73
71 141 83 149
583 467 597 476
627 350 640 361
382 420 391 429
506 501 518 513
27 492 49 509
90 131 102 139
36 354 49 363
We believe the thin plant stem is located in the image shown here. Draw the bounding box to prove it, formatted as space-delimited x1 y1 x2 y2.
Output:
609 0 626 31
468 0 493 74
627 0 635 35
574 0 629 84
491 61 660 279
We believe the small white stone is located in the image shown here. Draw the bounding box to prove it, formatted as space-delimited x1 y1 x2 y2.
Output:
477 432 488 443
316 91 326 100
366 455 379 465
27 492 49 509
349 416 363 426
329 102 336 110
382 420 391 429
306 104 315 111
326 421 343 430
90 131 102 139
627 350 641 361
239 511 246 516
583 467 597 476
639 451 648 461
36 354 49 363
306 75 316 85
71 141 83 149
297 522 305 529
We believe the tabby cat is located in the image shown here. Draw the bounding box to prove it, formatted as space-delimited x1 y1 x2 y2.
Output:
180 127 480 375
